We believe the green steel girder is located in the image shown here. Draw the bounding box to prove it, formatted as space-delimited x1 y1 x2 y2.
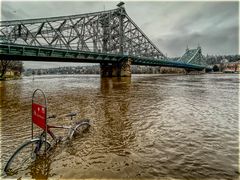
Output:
0 43 209 71
0 43 124 63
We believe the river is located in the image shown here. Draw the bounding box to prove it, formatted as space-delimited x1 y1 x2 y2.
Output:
0 74 239 179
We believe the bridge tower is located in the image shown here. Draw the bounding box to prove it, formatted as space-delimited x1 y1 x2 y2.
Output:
100 2 131 77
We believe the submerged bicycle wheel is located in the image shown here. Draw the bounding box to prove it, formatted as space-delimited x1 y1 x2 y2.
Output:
4 139 51 175
69 119 90 139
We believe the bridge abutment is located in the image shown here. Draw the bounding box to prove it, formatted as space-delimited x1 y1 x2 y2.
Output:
100 58 132 77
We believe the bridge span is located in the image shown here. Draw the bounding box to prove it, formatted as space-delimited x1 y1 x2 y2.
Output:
0 2 211 77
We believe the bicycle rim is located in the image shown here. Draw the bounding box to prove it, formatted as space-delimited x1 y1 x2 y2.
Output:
4 139 51 175
70 121 90 139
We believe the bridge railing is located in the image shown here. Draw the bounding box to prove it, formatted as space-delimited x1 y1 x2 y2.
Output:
0 43 210 71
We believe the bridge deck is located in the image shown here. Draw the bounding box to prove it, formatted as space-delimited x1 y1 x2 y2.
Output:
0 43 208 71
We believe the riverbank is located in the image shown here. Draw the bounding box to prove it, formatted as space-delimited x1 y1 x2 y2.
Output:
23 65 207 76
0 76 22 81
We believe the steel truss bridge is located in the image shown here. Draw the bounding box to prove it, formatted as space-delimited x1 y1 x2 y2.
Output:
0 3 210 76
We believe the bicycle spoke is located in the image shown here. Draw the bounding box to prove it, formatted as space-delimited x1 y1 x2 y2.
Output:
4 139 51 175
71 122 90 138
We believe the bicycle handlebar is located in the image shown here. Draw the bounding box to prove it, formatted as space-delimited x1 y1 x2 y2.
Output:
47 112 77 120
66 112 77 117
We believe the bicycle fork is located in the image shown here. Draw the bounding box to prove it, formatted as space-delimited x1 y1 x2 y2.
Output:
34 132 47 155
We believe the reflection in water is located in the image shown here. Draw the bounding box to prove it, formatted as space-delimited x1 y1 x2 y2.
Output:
27 155 53 179
99 77 134 155
1 74 239 179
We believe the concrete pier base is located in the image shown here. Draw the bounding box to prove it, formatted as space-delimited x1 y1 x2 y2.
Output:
100 58 131 77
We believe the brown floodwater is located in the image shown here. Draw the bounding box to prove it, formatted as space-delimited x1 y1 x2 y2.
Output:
0 74 239 179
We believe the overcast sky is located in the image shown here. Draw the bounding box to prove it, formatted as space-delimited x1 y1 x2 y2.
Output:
1 1 239 68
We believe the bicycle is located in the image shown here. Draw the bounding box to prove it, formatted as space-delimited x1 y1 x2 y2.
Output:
3 89 90 175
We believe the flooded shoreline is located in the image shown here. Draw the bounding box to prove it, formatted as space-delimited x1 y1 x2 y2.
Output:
1 74 239 179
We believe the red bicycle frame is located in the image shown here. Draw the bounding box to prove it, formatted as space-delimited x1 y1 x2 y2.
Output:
32 89 82 145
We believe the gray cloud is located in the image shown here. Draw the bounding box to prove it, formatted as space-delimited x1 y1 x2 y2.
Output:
1 2 28 20
159 24 238 57
1 1 239 68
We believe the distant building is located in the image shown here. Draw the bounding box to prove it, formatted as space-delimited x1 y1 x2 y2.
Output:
213 60 240 73
222 61 240 73
5 70 21 77
220 59 229 64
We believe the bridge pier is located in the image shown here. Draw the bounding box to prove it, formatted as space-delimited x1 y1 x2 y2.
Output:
100 58 132 77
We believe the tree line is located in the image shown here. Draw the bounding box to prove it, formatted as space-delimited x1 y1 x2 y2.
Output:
0 54 239 79
0 60 23 80
205 54 239 65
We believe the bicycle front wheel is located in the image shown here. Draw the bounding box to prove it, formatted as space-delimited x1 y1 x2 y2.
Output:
69 119 90 139
4 139 51 175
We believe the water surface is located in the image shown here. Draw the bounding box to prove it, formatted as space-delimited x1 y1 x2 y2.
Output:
1 74 239 179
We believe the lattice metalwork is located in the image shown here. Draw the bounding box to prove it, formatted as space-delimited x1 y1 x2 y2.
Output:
0 7 165 59
178 47 206 65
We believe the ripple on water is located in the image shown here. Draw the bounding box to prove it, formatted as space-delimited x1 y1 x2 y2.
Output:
1 74 239 179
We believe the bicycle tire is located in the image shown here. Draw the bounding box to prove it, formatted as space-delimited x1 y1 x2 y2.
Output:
4 138 51 175
69 119 90 139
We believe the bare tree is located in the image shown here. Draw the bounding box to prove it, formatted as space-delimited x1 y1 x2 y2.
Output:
0 60 23 79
